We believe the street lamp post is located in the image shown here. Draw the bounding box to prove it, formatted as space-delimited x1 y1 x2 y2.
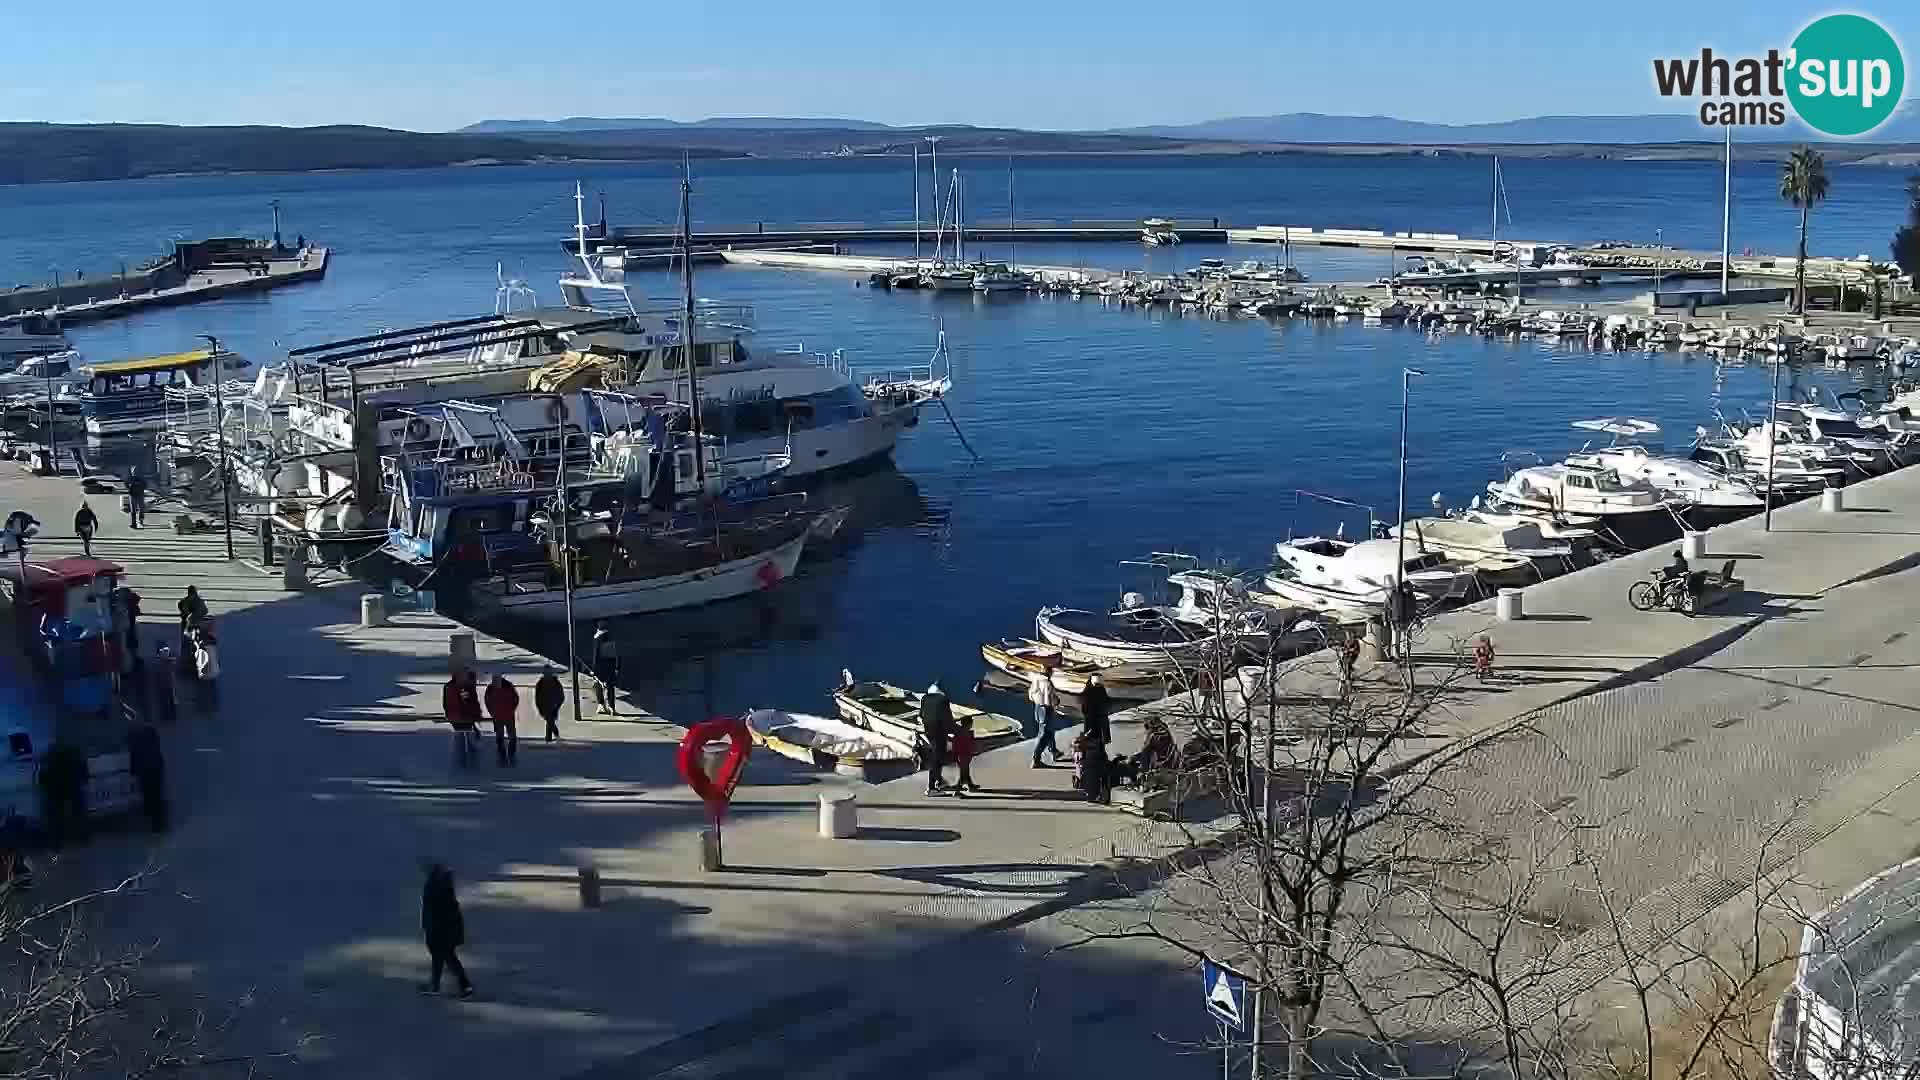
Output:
1395 367 1425 654
1764 336 1783 532
554 393 582 727
198 335 235 560
1654 228 1664 309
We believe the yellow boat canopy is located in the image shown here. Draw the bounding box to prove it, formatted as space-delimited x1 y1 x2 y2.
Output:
527 350 618 394
90 349 215 375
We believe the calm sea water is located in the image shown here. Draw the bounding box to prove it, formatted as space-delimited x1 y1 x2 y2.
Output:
0 155 1907 719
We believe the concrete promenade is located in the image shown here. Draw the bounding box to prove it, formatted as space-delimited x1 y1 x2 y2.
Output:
9 459 1920 1076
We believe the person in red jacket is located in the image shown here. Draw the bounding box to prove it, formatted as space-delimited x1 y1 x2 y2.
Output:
443 671 481 768
948 713 981 795
484 673 519 767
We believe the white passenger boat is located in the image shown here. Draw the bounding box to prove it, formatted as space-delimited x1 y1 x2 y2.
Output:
80 348 251 436
1140 218 1182 246
0 351 86 398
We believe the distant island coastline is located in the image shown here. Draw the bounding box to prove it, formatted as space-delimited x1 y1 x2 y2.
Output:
6 108 1920 185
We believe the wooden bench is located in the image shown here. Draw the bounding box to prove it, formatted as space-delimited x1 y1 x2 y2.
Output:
1689 558 1745 613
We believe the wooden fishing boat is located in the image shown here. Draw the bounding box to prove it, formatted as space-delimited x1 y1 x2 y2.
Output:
979 638 1179 701
743 708 917 779
832 679 1023 745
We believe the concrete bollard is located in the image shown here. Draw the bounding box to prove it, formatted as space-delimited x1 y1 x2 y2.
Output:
1495 588 1524 622
1360 618 1390 662
1821 487 1845 513
359 593 387 628
281 544 309 590
577 865 602 908
699 829 722 871
1682 531 1708 560
448 632 475 676
818 792 858 838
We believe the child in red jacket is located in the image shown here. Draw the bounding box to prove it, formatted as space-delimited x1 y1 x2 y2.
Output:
949 714 981 794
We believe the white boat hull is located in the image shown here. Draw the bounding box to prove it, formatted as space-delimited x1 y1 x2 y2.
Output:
1034 611 1211 665
481 531 808 621
721 415 904 478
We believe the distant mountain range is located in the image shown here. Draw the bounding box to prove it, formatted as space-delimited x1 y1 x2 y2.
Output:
466 105 1920 144
461 116 895 134
1113 103 1920 144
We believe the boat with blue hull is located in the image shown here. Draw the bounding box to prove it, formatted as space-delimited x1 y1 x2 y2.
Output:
81 348 250 436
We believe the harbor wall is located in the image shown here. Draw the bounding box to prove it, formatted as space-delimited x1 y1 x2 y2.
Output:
0 264 180 318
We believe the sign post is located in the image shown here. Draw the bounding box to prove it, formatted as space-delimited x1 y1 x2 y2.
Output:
1201 957 1247 1077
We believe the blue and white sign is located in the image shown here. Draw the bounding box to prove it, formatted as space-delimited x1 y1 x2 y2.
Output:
1201 958 1247 1032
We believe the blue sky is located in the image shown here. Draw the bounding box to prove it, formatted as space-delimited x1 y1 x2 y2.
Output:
4 1 1913 131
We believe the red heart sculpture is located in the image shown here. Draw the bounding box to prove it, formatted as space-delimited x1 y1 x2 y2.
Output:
677 717 753 823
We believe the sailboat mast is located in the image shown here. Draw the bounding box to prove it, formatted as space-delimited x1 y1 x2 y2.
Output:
679 162 706 486
1008 156 1016 268
1720 124 1733 298
1490 156 1499 248
956 169 965 264
913 143 921 265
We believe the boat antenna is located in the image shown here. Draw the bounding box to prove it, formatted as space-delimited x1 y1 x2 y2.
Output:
679 157 707 486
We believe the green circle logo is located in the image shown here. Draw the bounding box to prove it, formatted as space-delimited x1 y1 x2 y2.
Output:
1787 14 1905 137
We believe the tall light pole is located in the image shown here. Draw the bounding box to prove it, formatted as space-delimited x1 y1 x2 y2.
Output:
1654 227 1664 309
1764 335 1783 532
554 393 582 726
198 335 235 560
1395 367 1425 633
1720 124 1733 299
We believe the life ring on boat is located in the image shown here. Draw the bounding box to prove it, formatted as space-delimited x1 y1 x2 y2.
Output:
404 417 431 443
547 399 567 425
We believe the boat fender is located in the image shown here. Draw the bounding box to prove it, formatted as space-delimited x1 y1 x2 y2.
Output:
1118 591 1147 611
404 417 431 443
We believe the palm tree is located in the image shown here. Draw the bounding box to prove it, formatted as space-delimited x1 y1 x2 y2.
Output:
1779 146 1831 315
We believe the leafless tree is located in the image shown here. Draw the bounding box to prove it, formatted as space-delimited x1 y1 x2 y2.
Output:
0 863 289 1079
1049 577 1488 1079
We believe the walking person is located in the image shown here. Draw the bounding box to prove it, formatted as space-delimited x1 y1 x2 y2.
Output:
192 628 221 712
590 623 620 716
1028 669 1064 768
126 474 147 529
919 681 953 796
950 713 981 795
484 672 519 766
420 864 475 998
118 586 142 655
534 665 564 743
73 501 97 557
443 670 481 768
152 645 178 726
177 585 208 636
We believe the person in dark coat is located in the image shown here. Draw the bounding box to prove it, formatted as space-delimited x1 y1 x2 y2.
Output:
420 864 475 997
1080 674 1113 747
125 723 168 832
152 646 178 726
919 682 953 796
483 673 519 766
35 743 88 848
73 502 97 557
534 665 564 743
117 587 142 654
124 651 149 719
177 586 208 635
126 474 147 529
590 624 620 716
1078 731 1112 805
